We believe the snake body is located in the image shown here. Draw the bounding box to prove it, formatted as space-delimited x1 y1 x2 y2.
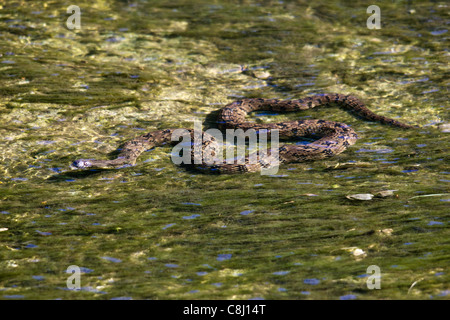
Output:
71 93 413 174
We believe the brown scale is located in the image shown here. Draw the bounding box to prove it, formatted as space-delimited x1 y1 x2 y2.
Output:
71 94 414 174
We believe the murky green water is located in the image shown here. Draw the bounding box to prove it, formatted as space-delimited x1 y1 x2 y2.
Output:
0 0 448 300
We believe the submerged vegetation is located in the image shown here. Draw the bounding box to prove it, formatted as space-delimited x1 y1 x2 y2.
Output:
0 0 448 299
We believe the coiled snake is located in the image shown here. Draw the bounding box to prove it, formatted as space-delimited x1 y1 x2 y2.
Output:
71 93 414 174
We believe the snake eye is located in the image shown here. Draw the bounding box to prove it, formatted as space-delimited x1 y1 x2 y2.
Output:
71 159 92 169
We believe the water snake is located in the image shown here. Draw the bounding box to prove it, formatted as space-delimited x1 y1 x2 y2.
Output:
71 93 414 174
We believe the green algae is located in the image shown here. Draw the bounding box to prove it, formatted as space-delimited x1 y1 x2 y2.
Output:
0 0 448 300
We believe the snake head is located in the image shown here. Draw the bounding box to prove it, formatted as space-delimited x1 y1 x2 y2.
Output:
70 159 93 170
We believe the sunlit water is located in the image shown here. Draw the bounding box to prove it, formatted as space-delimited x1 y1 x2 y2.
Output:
0 0 448 299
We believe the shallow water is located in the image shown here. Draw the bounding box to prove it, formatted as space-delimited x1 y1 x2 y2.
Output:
0 0 448 300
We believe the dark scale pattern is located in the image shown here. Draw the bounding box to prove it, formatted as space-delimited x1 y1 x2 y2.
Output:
71 94 414 174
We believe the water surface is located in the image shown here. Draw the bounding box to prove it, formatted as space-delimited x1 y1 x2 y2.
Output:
0 0 448 299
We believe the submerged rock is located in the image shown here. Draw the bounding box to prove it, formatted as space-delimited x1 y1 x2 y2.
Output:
375 190 396 198
346 193 374 201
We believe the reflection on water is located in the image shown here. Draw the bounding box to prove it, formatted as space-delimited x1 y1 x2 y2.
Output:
0 0 448 300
